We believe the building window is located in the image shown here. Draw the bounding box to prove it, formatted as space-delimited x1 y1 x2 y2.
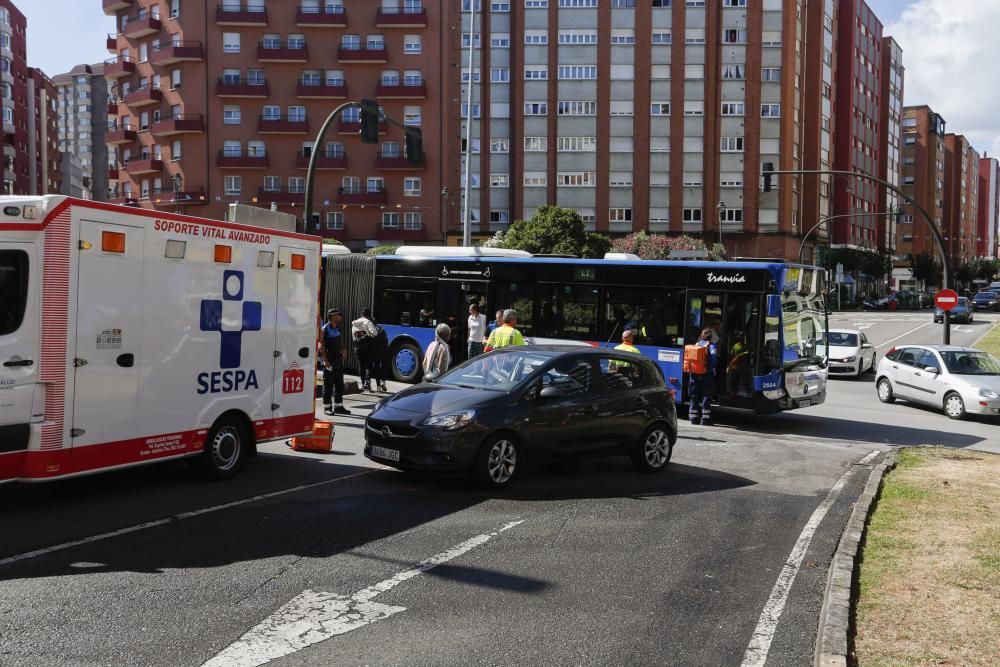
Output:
523 137 547 152
224 175 241 195
723 29 747 44
559 0 597 6
761 67 781 82
326 212 344 230
223 105 241 125
610 29 635 44
491 33 511 48
557 101 597 116
403 105 421 126
684 101 705 116
722 64 745 80
367 177 384 193
524 30 548 45
524 102 548 115
721 102 745 116
404 177 421 196
556 172 596 187
262 105 280 120
489 210 509 224
720 208 743 224
609 208 632 223
557 136 597 152
761 103 781 118
404 34 422 54
683 208 702 223
523 172 546 186
490 138 509 153
403 212 422 230
382 212 400 229
558 30 597 45
461 103 480 118
171 140 182 160
263 176 280 192
609 173 632 187
652 31 672 45
288 106 306 122
720 136 744 152
490 174 510 188
524 67 548 80
650 102 670 116
558 66 598 80
223 33 240 53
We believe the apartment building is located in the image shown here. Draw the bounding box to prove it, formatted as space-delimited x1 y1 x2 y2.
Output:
830 0 882 251
942 133 978 264
453 0 809 259
978 156 998 259
53 63 109 200
1 0 27 195
877 35 902 256
894 105 945 288
104 0 445 246
27 67 61 195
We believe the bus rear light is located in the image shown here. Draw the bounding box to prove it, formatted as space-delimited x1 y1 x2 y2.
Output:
102 231 126 253
214 244 232 263
291 253 306 270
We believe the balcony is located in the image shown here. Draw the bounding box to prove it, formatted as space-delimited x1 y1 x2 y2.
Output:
103 0 133 15
257 41 308 63
215 4 268 26
258 115 309 134
375 152 424 170
124 85 163 108
106 125 138 144
152 114 204 136
2 120 13 135
106 34 117 52
337 44 388 64
338 119 386 135
122 14 161 39
217 150 269 169
104 56 136 79
257 187 305 205
216 77 269 98
124 157 163 175
296 150 347 170
296 80 347 99
375 7 427 28
108 165 120 180
337 186 387 206
107 99 120 116
375 79 427 99
152 187 208 207
151 41 204 65
296 5 347 27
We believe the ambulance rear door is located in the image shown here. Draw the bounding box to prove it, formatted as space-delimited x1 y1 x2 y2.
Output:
0 242 39 455
71 221 144 447
271 245 318 418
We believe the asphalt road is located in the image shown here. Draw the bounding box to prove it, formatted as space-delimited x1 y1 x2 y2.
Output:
0 312 996 667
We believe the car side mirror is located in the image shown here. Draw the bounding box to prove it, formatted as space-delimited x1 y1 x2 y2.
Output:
924 366 940 374
539 386 563 400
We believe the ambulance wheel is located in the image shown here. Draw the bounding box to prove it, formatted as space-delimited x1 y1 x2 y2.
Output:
391 340 423 383
199 415 248 480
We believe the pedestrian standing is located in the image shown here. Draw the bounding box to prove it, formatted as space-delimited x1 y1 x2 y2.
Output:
321 308 351 416
485 309 526 350
486 309 504 335
370 319 390 392
351 308 378 391
684 328 718 426
467 303 487 358
423 323 452 380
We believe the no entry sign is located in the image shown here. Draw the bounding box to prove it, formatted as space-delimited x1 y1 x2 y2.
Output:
934 288 959 311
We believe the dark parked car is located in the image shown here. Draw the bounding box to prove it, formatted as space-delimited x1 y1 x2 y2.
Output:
934 297 973 323
972 291 1000 311
364 346 678 488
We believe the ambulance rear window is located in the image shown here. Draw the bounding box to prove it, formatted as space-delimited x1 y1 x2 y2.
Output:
0 249 28 335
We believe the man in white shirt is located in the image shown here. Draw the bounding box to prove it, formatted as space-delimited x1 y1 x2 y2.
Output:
467 303 487 358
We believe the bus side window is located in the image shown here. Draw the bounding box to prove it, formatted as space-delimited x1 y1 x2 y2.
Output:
494 279 535 336
375 277 436 327
602 286 684 347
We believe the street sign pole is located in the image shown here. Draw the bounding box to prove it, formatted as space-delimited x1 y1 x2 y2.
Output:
934 289 958 345
944 311 950 346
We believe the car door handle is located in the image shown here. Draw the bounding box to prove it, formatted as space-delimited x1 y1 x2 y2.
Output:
3 358 33 367
914 372 921 377
116 353 135 368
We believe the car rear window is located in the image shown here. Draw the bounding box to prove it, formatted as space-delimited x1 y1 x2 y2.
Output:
0 249 29 336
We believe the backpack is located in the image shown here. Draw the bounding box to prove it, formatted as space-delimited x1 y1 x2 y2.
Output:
683 344 709 375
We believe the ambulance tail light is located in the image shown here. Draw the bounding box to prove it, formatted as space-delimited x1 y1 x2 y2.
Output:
102 231 126 253
214 244 232 264
291 253 306 271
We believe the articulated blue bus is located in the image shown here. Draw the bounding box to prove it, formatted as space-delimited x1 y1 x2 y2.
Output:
324 249 829 414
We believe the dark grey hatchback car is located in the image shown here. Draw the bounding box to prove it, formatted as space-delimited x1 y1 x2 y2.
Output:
364 346 678 488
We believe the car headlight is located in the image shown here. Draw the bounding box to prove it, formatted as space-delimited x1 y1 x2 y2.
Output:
978 388 1000 399
763 388 787 400
422 410 477 430
842 356 856 363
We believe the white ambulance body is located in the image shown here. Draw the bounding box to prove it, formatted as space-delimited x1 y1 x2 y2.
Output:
0 196 320 482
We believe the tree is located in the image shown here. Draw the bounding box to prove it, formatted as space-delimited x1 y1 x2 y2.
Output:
955 261 975 287
498 205 610 258
366 244 399 256
910 252 942 289
321 238 344 246
610 232 724 261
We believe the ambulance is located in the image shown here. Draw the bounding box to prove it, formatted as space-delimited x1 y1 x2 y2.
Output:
0 196 321 482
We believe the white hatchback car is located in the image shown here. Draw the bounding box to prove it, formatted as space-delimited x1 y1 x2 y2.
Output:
875 345 1000 419
822 329 877 378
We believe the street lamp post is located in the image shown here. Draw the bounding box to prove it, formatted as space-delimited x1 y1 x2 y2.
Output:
716 201 726 257
798 210 897 265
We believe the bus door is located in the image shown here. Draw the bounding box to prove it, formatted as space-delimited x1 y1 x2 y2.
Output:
436 279 488 363
686 291 760 401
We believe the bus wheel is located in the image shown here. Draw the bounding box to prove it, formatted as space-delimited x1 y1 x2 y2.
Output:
391 341 423 383
199 415 248 480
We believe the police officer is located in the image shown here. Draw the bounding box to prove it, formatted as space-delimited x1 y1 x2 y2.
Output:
321 308 351 416
689 328 719 425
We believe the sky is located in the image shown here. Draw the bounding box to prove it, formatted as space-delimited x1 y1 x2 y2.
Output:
19 0 999 158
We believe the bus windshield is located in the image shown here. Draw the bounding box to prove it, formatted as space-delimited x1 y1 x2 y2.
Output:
779 268 827 369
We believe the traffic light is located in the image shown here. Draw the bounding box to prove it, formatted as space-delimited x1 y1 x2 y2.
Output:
359 99 380 144
763 162 775 192
405 128 423 165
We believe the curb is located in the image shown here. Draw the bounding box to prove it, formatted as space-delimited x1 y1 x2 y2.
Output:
970 319 999 350
814 452 897 667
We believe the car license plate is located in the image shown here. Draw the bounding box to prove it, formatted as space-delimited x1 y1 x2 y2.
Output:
371 445 400 462
800 399 812 408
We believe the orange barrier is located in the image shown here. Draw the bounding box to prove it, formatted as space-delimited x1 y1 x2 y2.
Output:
290 420 334 452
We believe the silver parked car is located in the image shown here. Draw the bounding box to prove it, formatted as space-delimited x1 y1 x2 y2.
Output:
875 345 1000 420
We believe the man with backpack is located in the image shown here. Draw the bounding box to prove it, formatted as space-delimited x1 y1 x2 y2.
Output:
684 328 719 425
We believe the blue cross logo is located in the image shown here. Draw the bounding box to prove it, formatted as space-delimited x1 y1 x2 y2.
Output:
200 270 262 369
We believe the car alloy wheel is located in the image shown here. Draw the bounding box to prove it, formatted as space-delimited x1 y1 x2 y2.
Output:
944 392 966 420
476 437 517 488
877 377 894 403
644 428 671 468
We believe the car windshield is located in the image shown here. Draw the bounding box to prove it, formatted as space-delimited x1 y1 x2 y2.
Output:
819 332 858 347
940 351 1000 376
436 349 560 391
957 298 969 306
975 292 997 299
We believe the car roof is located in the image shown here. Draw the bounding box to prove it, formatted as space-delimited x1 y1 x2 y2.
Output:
896 344 980 353
827 328 862 335
493 344 655 362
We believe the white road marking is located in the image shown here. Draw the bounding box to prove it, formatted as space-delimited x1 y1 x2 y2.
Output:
856 450 881 465
202 519 525 667
0 471 373 568
872 321 934 350
740 451 876 667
